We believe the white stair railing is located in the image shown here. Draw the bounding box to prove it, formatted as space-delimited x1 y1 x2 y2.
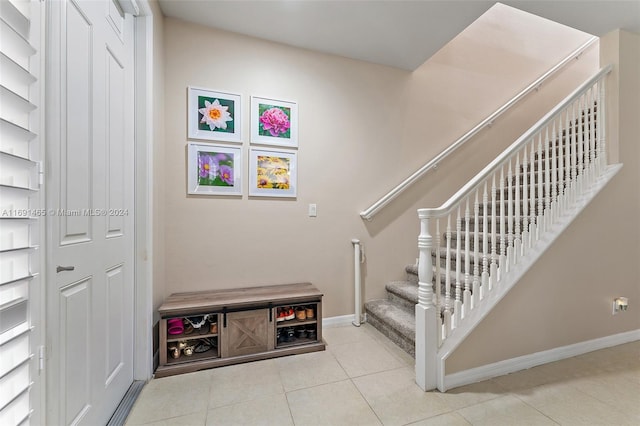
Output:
416 65 615 391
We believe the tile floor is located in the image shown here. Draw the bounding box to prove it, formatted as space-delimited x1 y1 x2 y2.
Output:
125 324 640 425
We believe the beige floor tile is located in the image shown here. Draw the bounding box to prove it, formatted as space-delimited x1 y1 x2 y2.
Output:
286 379 382 426
406 412 471 426
566 375 640 421
125 371 212 425
457 394 558 426
208 359 284 408
490 365 558 392
275 350 348 392
205 393 293 426
531 356 595 381
362 323 415 366
329 338 404 378
434 379 506 410
323 324 378 346
353 367 450 426
515 381 636 425
125 411 207 426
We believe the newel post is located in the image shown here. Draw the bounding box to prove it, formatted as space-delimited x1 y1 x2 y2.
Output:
416 210 438 391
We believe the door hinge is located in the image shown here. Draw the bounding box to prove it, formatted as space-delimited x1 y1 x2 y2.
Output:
38 345 45 372
37 161 44 186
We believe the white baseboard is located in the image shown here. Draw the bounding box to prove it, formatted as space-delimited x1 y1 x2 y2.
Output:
323 313 367 327
443 329 640 391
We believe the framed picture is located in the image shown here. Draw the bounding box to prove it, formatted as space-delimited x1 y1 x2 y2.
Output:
249 148 297 198
187 143 243 196
188 87 242 142
251 96 298 148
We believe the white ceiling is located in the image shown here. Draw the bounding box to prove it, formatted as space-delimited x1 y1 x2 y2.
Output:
158 0 640 71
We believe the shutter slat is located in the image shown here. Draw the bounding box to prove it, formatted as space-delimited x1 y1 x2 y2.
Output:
0 151 36 164
0 1 29 39
0 386 30 426
0 1 38 423
0 330 29 377
1 52 36 99
0 86 37 130
0 118 36 161
0 274 35 288
0 355 32 382
0 324 30 346
0 18 35 69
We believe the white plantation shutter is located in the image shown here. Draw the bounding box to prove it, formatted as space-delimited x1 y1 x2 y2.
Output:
0 0 42 424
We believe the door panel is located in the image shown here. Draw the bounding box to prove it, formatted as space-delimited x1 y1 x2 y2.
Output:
47 1 135 424
62 0 92 242
60 278 91 424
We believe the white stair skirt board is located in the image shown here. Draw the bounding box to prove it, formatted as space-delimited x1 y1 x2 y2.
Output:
444 329 640 391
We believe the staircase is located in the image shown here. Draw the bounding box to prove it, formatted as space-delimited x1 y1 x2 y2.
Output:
365 265 419 356
363 67 621 389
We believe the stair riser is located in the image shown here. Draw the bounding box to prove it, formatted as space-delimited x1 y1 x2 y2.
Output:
364 310 415 357
388 291 417 311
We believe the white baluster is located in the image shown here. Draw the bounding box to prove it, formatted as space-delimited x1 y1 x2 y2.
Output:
435 219 442 322
589 87 596 183
472 190 480 308
571 100 578 204
522 145 529 255
454 206 462 327
599 78 607 169
537 133 544 239
463 199 471 317
558 111 566 216
506 161 513 272
490 174 498 290
444 215 452 336
529 140 537 247
551 121 558 224
513 155 521 265
577 95 585 195
544 127 550 230
481 182 489 298
499 166 506 280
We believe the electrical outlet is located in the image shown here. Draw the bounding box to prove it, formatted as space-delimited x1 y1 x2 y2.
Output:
613 297 629 315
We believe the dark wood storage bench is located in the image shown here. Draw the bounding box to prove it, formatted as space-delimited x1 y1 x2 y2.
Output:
156 282 325 378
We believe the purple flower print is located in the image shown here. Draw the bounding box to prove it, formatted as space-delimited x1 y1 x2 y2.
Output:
198 153 217 179
218 165 233 185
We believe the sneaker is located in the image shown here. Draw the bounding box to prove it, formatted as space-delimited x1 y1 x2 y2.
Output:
276 308 287 322
284 307 295 321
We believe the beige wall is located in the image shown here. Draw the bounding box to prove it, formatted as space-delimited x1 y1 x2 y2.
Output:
158 5 598 319
149 0 166 319
446 29 640 374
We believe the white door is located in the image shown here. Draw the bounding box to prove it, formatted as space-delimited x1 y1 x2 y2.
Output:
46 0 135 424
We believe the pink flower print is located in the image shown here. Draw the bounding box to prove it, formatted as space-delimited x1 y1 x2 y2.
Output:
259 107 290 137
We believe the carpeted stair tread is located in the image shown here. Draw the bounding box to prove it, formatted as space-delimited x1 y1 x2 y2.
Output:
364 299 416 356
386 280 418 303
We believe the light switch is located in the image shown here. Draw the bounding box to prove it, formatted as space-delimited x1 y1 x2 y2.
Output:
308 204 317 217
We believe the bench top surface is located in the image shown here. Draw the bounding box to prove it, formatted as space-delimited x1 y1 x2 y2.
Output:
159 282 322 317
